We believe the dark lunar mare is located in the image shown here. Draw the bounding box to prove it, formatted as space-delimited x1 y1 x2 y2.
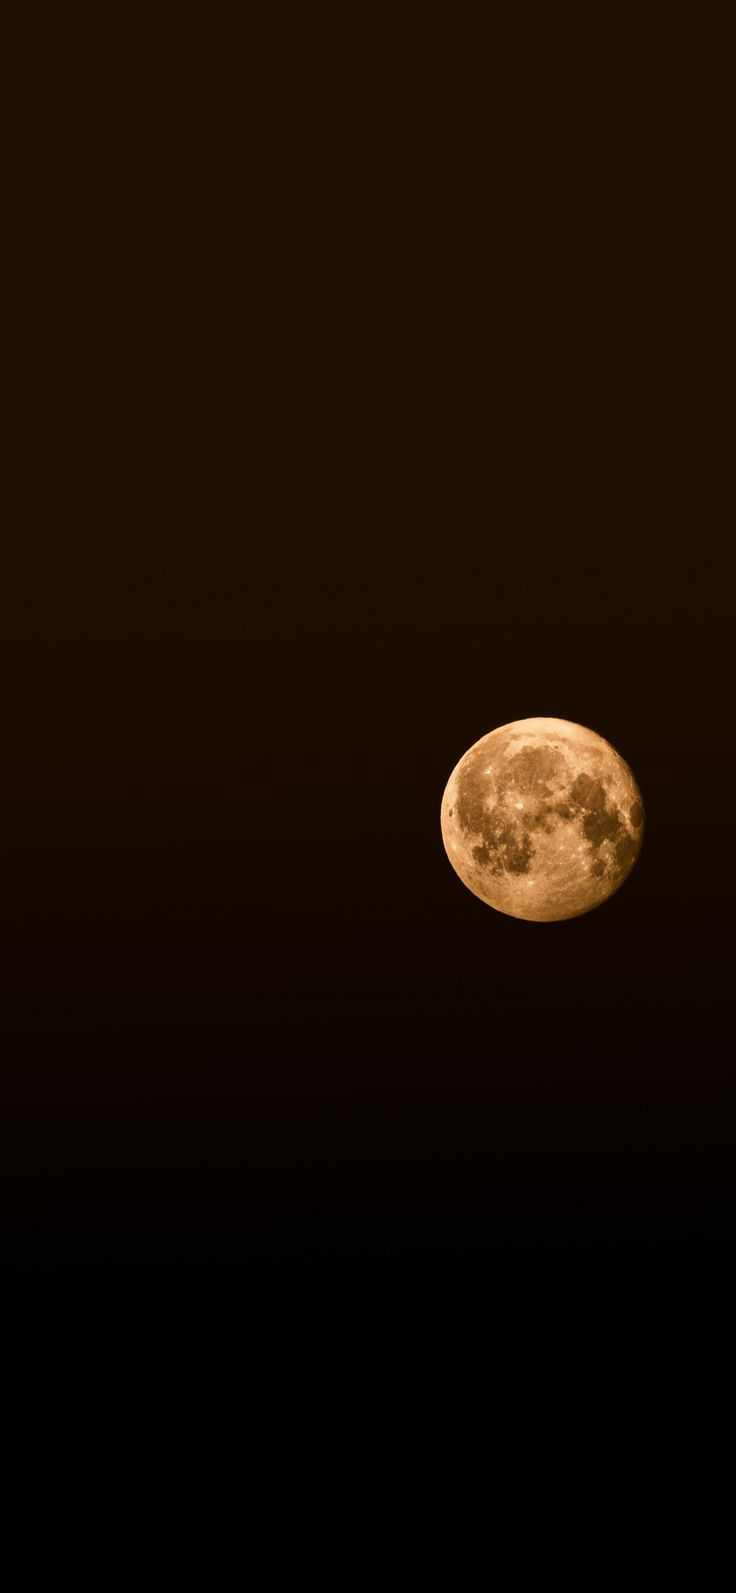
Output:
471 810 535 876
567 771 638 875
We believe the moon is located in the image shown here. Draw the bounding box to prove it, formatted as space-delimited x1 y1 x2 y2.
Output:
441 717 644 922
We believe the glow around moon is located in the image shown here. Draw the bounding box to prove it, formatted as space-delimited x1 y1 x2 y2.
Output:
441 717 644 922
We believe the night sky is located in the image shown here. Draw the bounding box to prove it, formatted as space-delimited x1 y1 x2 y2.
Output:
4 14 734 1300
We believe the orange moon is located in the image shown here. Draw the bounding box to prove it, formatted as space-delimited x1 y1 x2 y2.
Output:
441 717 644 922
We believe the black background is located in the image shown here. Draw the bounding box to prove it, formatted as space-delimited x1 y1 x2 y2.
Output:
3 11 734 1298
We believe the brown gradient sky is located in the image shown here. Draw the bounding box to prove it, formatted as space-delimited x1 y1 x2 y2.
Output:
3 11 734 1295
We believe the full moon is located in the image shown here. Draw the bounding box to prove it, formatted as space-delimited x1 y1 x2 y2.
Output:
441 717 644 922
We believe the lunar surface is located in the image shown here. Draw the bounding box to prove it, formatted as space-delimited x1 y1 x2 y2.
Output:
441 718 644 922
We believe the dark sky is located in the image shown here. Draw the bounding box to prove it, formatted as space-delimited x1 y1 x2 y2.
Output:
3 13 734 1299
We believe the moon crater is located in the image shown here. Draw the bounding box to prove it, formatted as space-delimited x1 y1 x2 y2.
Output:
441 717 644 922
